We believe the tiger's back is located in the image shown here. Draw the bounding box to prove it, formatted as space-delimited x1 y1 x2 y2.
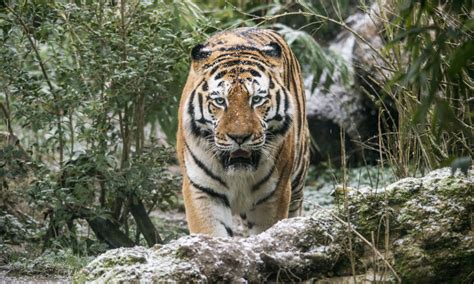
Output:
177 28 309 237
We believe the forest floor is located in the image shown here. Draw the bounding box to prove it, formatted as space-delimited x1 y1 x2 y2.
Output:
0 165 397 282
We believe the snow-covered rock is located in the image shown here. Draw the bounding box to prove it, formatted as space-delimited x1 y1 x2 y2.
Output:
75 168 473 282
75 210 349 282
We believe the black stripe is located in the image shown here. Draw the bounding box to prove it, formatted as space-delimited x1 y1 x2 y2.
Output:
215 70 227 80
188 91 211 138
255 161 290 207
219 220 233 237
291 164 305 190
189 179 230 207
210 65 220 76
256 62 266 72
291 185 304 195
218 44 265 54
251 165 275 192
265 89 290 122
196 93 212 124
269 76 275 89
268 116 292 137
187 90 196 118
249 69 261 77
256 189 276 206
221 59 266 70
275 90 281 115
188 91 201 137
285 52 291 87
203 52 272 70
266 90 283 122
247 221 255 229
197 92 205 123
289 207 300 213
266 88 290 128
185 143 228 188
289 54 303 139
283 89 290 114
265 113 285 123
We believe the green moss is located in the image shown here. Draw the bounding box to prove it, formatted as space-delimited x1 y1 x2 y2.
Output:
395 244 435 282
388 183 422 205
174 245 194 260
72 273 87 283
101 254 147 268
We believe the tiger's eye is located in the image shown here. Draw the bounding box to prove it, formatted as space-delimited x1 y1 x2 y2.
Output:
252 96 263 104
214 97 225 106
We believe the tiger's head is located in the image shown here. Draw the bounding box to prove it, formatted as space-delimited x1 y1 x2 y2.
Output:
185 29 294 171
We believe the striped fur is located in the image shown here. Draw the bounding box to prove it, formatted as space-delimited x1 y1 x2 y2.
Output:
177 28 309 237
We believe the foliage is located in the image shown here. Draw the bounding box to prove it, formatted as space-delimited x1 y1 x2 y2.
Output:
274 23 352 88
0 0 203 257
378 0 473 176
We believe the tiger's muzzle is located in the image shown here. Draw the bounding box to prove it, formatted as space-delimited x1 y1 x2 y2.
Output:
215 132 265 170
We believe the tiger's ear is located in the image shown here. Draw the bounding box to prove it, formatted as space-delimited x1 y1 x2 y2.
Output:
261 42 282 58
191 43 211 72
191 44 211 61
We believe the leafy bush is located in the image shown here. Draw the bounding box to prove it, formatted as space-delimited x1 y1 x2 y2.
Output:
0 0 205 252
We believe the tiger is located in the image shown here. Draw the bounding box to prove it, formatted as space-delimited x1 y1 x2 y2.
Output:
177 27 309 237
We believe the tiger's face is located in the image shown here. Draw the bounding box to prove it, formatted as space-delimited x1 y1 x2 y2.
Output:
207 74 270 170
187 38 293 171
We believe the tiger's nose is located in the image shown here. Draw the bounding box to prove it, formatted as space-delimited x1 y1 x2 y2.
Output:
227 133 252 145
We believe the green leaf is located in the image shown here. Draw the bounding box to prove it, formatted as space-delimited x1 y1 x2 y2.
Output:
448 41 474 77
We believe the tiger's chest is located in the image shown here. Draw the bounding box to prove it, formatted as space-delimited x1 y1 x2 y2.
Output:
184 142 277 214
223 166 278 214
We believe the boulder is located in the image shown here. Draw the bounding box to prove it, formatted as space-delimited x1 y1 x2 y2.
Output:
345 168 473 283
75 168 473 282
74 210 352 282
306 2 392 166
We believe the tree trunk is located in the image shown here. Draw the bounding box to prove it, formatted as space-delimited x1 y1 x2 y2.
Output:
86 214 135 249
129 195 162 246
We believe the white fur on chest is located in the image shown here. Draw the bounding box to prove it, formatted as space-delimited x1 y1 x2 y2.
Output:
184 137 277 214
224 163 276 214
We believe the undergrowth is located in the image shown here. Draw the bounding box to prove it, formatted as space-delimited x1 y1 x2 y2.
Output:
1 245 92 277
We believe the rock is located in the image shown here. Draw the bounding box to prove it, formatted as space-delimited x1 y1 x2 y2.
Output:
75 168 473 282
344 168 474 283
74 210 353 282
306 2 392 166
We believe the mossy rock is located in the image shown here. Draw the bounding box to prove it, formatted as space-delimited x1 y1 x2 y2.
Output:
346 168 473 283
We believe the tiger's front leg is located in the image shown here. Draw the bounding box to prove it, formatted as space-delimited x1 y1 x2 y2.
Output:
182 178 234 237
246 180 291 235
